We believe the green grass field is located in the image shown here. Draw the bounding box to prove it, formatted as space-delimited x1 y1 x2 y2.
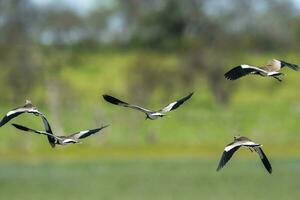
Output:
0 158 300 200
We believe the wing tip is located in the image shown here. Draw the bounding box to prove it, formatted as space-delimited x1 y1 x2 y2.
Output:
102 94 127 105
11 123 29 131
280 60 299 71
268 168 272 174
216 165 222 172
101 124 109 129
224 65 243 80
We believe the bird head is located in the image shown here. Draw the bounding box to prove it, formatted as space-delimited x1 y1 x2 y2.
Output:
25 100 32 105
234 135 241 140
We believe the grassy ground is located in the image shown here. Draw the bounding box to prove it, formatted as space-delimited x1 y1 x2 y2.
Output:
0 158 299 200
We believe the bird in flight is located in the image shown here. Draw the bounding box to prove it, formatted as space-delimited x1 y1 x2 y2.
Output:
11 116 108 147
217 136 272 174
225 59 298 82
0 100 43 127
102 92 194 120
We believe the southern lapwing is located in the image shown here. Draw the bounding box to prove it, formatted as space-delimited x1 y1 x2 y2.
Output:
225 59 298 82
217 136 272 174
102 92 194 120
11 116 108 147
0 100 43 127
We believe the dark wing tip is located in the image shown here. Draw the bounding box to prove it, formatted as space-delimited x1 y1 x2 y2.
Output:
216 145 241 172
11 123 30 131
169 92 194 111
0 115 12 127
216 151 229 172
0 119 5 127
262 157 272 174
224 66 242 80
216 164 223 172
92 125 109 133
182 92 194 101
258 148 272 174
101 124 109 129
280 60 299 71
188 92 194 98
47 134 57 148
102 94 128 105
49 141 56 148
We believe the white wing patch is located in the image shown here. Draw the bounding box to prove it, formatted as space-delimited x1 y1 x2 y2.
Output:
267 72 281 76
161 102 177 113
79 130 89 135
224 142 241 152
75 130 89 138
63 139 77 144
7 108 39 117
241 64 267 73
6 108 25 116
224 141 258 152
151 112 165 116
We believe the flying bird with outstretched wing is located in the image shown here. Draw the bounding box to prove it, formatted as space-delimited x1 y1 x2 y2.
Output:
225 59 298 82
217 136 272 174
102 92 194 120
11 116 108 147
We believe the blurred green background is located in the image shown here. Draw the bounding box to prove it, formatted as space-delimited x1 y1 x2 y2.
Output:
1 0 300 199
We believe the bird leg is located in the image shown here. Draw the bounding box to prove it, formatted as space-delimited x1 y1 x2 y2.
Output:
273 76 282 82
248 148 253 153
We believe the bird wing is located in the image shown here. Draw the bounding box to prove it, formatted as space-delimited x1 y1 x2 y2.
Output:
69 125 109 139
217 141 241 171
224 65 267 80
254 147 272 174
41 116 53 133
280 60 299 71
11 123 60 140
41 116 56 148
160 92 194 113
103 95 152 113
0 107 42 127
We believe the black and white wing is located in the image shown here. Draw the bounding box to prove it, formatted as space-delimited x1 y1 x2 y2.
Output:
41 116 56 148
254 147 272 174
69 125 109 140
0 107 42 127
217 142 241 171
280 60 299 71
224 65 267 80
11 123 60 140
160 92 194 113
103 95 152 113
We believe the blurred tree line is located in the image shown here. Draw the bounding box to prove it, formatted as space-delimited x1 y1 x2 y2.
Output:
1 0 300 105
